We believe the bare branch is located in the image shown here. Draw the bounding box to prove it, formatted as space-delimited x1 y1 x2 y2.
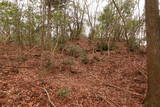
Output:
42 88 56 107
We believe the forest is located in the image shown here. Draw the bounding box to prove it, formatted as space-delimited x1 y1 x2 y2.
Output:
0 0 160 107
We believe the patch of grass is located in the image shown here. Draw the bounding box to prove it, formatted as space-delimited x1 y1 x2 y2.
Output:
56 88 71 98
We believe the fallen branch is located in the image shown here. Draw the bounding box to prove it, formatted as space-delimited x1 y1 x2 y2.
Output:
42 88 56 107
95 92 119 107
106 83 143 97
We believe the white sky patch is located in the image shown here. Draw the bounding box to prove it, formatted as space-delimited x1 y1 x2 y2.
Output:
134 0 145 16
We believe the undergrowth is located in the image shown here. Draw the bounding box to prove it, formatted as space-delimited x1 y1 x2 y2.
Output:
56 88 71 98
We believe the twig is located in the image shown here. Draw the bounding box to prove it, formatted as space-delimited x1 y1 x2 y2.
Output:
20 82 56 107
42 87 56 107
106 83 143 97
23 46 38 56
89 73 144 97
95 91 119 107
102 96 119 107
1 66 33 69
136 63 148 79
138 69 147 79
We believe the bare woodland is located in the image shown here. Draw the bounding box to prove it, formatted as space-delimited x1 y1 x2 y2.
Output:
0 0 159 106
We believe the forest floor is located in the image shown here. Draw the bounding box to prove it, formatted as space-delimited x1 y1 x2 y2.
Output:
0 38 147 107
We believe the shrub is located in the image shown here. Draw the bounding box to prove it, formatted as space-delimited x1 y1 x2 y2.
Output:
80 56 90 64
65 45 85 58
44 61 55 71
61 57 74 72
0 36 10 44
128 36 140 52
62 57 74 65
58 44 65 51
43 56 55 71
53 35 69 46
96 41 117 52
11 34 40 46
61 57 80 73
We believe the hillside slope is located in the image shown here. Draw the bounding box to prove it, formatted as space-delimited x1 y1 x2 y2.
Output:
0 39 146 107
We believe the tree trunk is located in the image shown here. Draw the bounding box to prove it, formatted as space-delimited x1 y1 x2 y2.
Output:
40 0 46 48
47 2 52 39
145 0 160 106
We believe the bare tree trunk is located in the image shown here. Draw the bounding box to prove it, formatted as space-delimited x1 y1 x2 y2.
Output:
41 0 45 48
144 0 160 106
47 1 52 39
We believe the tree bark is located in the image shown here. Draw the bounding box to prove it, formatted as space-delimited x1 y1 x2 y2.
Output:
145 0 160 106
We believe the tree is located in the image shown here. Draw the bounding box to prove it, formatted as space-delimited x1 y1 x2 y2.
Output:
0 1 23 44
45 0 67 39
98 0 138 40
0 1 20 36
145 0 160 106
85 0 101 39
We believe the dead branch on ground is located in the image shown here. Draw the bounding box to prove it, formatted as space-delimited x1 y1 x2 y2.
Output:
106 83 144 97
42 87 56 107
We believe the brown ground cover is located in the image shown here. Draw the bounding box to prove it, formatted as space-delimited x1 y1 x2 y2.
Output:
0 38 146 107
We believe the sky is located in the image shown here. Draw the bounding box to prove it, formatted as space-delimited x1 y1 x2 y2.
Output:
135 0 145 16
